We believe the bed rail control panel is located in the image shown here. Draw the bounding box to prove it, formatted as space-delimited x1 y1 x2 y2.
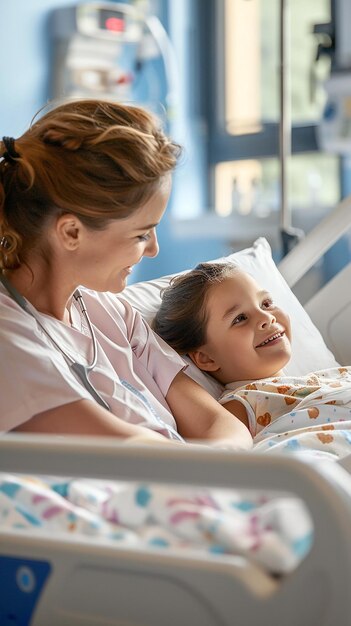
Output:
0 556 51 625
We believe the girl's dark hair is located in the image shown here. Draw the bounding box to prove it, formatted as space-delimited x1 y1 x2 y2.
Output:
153 262 239 354
0 99 181 269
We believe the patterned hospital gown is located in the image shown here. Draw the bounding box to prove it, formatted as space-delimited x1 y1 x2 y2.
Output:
219 367 351 459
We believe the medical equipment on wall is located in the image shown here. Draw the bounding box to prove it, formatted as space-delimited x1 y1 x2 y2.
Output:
318 73 351 154
314 0 351 155
49 2 178 115
313 14 351 155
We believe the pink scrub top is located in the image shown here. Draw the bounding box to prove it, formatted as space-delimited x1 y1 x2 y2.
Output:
0 285 186 437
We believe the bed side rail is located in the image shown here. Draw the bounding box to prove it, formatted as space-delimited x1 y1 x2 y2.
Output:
278 194 351 288
304 261 351 364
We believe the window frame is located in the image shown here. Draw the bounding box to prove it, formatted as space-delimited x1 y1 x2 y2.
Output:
203 0 335 174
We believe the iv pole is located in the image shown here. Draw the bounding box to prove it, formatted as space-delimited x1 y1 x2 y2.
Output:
279 0 304 256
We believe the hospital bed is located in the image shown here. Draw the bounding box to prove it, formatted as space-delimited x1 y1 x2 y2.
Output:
1 196 351 626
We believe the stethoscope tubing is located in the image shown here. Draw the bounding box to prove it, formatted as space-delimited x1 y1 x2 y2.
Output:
0 273 110 411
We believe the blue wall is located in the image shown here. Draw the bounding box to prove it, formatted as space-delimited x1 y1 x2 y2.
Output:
0 0 65 136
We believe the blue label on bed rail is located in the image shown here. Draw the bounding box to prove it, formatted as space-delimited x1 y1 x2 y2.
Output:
0 556 51 625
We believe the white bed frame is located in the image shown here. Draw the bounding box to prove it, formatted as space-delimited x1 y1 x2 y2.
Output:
1 434 351 626
1 198 351 626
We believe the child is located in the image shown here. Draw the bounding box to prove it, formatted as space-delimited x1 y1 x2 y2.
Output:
153 262 351 447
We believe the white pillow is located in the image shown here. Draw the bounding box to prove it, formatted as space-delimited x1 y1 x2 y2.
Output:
121 237 339 397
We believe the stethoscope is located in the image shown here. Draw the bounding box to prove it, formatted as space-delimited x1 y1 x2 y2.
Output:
0 272 184 441
0 272 110 411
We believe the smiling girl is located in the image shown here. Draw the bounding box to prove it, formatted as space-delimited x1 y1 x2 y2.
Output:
153 262 351 439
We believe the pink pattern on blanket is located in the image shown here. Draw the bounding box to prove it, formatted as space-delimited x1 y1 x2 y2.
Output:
32 494 49 504
167 495 217 508
42 506 66 519
102 502 120 525
170 511 200 525
249 515 262 552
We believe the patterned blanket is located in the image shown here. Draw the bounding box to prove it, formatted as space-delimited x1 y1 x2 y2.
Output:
0 472 312 575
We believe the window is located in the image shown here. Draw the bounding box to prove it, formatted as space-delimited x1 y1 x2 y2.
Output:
206 0 339 218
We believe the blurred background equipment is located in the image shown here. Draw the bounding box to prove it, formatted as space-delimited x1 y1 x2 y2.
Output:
50 1 178 115
317 0 351 155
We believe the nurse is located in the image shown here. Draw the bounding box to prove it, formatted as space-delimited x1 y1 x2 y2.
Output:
0 99 252 449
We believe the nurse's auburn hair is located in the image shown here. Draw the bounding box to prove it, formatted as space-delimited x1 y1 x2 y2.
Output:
153 262 240 354
0 99 181 269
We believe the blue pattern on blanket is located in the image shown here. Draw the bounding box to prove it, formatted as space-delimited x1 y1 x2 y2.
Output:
135 485 152 507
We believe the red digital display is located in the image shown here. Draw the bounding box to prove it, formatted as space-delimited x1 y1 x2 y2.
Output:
98 9 126 32
105 17 125 32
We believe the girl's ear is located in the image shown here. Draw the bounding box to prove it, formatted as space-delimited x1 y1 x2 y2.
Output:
188 349 220 373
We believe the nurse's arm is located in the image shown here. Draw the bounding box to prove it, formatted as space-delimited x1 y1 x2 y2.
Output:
166 371 253 451
12 399 169 444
